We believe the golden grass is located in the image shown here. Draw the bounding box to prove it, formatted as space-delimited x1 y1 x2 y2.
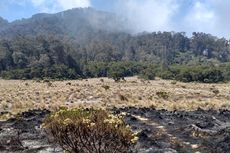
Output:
1 76 230 119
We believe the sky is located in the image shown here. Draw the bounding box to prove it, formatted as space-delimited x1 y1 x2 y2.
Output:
0 0 230 38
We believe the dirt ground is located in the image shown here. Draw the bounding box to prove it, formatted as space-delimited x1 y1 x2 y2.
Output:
1 77 230 119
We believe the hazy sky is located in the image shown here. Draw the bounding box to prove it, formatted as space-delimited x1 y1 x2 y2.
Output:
0 0 230 38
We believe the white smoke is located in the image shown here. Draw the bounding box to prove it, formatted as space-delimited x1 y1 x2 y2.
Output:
30 0 91 12
113 0 230 38
1 0 230 38
57 0 91 10
116 0 179 33
208 0 230 38
182 1 216 36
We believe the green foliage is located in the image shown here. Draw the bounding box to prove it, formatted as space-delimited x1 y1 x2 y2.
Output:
1 60 227 83
0 28 230 82
220 63 230 81
170 65 224 83
108 65 126 81
83 62 108 78
107 62 145 81
1 65 79 80
139 66 156 80
202 69 224 83
0 32 228 83
43 65 79 80
43 108 137 153
0 9 230 82
158 70 174 80
1 68 32 80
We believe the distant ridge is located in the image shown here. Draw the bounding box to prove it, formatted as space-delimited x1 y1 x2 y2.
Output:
0 8 230 80
0 8 130 40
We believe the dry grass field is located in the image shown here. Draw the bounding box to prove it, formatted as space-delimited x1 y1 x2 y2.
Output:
1 76 230 119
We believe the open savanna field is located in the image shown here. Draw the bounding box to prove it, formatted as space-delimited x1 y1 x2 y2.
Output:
1 77 230 153
1 76 230 119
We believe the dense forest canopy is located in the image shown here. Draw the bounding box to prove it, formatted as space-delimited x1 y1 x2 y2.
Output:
0 8 230 82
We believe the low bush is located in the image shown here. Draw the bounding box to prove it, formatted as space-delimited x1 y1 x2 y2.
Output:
1 65 80 80
170 65 224 83
42 108 137 153
1 61 227 83
139 67 155 80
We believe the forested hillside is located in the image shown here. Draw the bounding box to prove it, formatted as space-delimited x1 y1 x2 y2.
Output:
0 8 230 82
0 17 8 28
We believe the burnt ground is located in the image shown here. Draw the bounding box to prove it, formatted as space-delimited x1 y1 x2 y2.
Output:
0 108 230 153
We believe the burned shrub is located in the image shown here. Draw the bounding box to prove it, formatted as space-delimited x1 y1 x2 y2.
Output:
42 108 137 153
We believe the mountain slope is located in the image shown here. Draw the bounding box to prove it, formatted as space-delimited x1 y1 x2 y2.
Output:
0 8 230 80
0 8 129 41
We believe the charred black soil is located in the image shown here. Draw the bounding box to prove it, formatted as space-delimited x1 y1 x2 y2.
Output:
0 108 230 153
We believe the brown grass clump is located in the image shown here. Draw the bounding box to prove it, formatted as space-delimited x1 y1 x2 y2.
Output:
101 85 110 90
119 94 128 101
210 88 220 95
42 108 137 153
156 91 169 99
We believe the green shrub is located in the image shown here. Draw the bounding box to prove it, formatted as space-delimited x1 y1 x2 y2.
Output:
202 69 224 83
158 70 174 80
43 108 137 153
107 62 146 82
170 65 224 83
107 63 126 81
1 65 79 80
139 67 155 80
1 68 32 80
83 62 108 78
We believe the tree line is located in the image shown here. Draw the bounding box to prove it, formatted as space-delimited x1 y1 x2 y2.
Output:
0 31 230 83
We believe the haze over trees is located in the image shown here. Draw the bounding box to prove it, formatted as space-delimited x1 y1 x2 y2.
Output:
0 8 230 82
